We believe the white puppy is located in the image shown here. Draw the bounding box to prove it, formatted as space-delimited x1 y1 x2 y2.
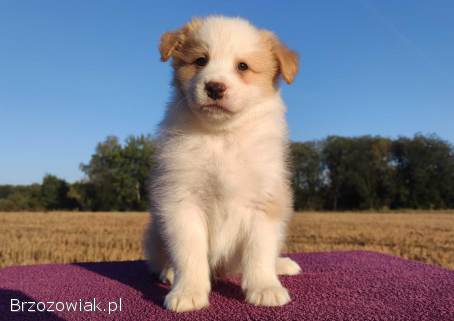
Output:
144 16 301 312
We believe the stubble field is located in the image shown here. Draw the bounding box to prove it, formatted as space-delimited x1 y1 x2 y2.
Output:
0 211 453 269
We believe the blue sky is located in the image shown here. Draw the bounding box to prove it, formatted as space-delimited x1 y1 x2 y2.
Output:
1 1 453 184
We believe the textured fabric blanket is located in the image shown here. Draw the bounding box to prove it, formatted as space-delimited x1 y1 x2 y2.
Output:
0 251 453 321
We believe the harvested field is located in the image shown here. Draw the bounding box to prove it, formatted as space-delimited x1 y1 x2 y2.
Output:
0 211 452 269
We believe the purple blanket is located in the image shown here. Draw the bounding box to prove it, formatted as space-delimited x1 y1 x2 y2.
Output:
0 251 453 321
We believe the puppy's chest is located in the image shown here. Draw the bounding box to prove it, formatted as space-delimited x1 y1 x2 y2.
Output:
186 137 270 202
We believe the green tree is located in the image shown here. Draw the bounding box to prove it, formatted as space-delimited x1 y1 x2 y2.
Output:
0 184 43 211
80 135 155 211
40 174 73 210
322 136 394 210
66 181 97 211
290 142 324 210
391 134 454 209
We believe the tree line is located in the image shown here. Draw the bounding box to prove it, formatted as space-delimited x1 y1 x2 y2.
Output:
1 134 453 212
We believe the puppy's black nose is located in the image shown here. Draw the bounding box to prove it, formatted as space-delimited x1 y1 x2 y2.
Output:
205 81 226 100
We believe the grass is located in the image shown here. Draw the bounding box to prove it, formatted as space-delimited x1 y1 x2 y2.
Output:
0 211 453 269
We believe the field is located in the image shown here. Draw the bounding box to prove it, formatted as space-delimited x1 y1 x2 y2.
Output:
0 211 453 269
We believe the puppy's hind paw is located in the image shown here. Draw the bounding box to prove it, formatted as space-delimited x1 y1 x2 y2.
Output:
164 289 209 312
246 286 290 307
159 267 175 285
276 257 301 276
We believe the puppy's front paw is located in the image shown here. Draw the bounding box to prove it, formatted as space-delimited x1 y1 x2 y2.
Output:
276 257 301 276
164 289 209 312
246 286 290 307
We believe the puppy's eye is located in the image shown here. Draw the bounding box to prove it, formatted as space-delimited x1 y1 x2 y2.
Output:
194 57 208 67
237 62 248 71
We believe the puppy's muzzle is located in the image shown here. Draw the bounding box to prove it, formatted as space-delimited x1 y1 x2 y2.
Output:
205 81 226 100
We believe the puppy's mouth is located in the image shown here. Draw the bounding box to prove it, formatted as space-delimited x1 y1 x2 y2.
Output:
199 103 233 115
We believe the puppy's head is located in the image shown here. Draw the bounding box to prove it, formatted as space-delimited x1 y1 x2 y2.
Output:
160 16 298 124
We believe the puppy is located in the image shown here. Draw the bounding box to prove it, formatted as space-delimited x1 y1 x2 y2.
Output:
144 16 301 312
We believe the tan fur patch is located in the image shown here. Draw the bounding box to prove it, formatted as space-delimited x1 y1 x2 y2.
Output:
172 38 208 64
172 39 208 89
236 50 278 96
173 63 198 88
159 18 208 89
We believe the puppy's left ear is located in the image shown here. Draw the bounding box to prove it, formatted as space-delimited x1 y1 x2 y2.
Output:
262 31 299 84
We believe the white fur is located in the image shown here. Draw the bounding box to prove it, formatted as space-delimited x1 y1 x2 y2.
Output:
144 16 300 312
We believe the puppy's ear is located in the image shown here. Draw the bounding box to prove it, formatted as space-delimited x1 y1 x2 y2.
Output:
262 31 299 84
159 31 180 62
159 18 202 62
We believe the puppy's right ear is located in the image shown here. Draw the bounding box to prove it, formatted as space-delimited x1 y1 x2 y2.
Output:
159 18 202 62
159 31 181 62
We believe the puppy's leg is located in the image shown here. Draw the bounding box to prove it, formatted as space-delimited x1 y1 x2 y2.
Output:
143 220 173 284
162 202 210 312
276 257 301 276
241 214 290 307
